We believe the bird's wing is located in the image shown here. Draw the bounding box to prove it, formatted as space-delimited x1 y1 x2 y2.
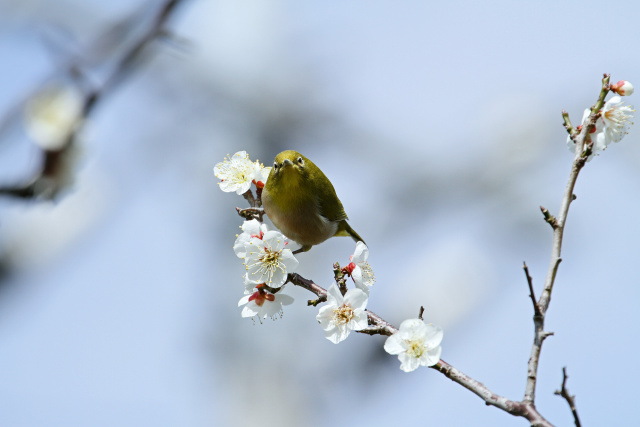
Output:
316 182 348 222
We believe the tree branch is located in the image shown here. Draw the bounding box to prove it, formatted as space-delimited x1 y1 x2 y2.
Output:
523 74 611 406
0 0 189 200
554 367 581 427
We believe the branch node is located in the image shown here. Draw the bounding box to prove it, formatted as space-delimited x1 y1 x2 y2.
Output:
539 206 558 229
418 306 425 321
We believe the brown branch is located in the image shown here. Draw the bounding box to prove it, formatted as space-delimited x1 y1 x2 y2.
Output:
0 0 189 200
333 262 348 295
524 74 611 406
286 270 553 426
523 262 541 318
236 206 265 222
554 367 581 427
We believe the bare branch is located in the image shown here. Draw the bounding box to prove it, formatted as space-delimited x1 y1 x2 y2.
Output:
523 262 541 318
286 270 553 425
524 74 611 406
554 367 582 427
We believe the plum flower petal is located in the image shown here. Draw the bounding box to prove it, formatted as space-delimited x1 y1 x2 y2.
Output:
601 96 635 144
346 241 375 294
24 84 84 151
243 230 298 288
234 219 268 259
384 318 443 372
238 286 294 320
214 151 257 195
316 284 368 344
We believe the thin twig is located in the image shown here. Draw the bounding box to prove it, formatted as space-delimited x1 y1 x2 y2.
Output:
554 367 581 427
524 74 611 406
523 262 541 318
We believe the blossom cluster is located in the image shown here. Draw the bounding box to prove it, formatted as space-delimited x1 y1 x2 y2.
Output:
214 151 271 195
567 80 635 160
215 151 443 372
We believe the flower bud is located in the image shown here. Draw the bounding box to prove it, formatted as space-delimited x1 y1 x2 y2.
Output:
610 80 634 96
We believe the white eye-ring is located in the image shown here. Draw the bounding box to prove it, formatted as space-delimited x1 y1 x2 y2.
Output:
297 157 305 167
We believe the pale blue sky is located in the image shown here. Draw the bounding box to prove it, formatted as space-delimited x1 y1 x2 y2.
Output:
0 1 639 426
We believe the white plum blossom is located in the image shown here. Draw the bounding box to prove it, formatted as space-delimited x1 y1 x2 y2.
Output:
566 109 606 160
214 151 258 195
234 219 268 259
238 285 294 320
345 241 375 294
252 162 271 189
243 230 298 288
601 96 635 144
384 318 443 372
610 80 634 96
316 284 368 344
23 84 84 151
567 96 635 160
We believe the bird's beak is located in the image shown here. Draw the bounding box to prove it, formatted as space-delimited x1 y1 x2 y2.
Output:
282 158 293 168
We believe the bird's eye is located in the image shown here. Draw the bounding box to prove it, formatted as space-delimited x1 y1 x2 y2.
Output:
297 157 304 167
273 162 278 170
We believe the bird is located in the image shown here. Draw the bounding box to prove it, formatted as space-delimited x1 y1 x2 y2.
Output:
261 150 365 253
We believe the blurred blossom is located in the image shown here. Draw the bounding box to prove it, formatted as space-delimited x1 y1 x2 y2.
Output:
23 84 84 151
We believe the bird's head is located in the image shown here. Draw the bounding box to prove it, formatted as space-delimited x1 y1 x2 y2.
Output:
267 150 310 191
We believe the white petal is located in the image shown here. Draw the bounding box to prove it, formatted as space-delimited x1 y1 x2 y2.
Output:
343 288 368 311
383 334 406 355
262 230 285 250
238 294 251 306
317 305 336 329
398 352 420 372
268 268 288 289
423 324 444 347
398 318 427 340
233 233 251 258
324 327 344 344
241 303 259 318
350 313 368 331
326 284 344 306
231 151 249 161
352 266 363 287
280 249 299 272
351 241 369 264
420 346 442 367
241 219 262 236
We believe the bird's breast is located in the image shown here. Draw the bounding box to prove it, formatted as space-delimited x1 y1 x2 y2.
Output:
262 188 337 246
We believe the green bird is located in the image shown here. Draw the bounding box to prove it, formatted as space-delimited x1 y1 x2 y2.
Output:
262 150 365 253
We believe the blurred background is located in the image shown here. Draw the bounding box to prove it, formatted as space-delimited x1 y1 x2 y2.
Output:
0 0 638 426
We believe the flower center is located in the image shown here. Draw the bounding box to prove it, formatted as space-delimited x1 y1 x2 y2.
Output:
245 245 286 285
406 339 426 358
333 304 355 325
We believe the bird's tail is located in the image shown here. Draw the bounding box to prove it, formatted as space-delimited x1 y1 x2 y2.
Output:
336 221 366 246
